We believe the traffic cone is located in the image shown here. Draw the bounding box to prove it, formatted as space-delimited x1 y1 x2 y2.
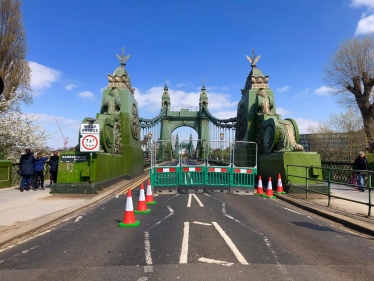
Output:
263 177 276 199
135 183 151 214
118 189 140 227
275 173 286 194
255 175 264 196
145 179 157 205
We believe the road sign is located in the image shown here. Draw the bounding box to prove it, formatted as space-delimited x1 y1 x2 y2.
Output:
80 134 100 152
80 123 100 134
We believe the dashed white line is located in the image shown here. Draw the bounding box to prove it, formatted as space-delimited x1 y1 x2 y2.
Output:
179 222 189 264
74 216 83 223
0 229 54 253
284 208 302 215
192 221 212 226
212 222 248 265
222 202 226 214
115 194 119 198
198 257 233 266
167 206 174 213
144 231 153 273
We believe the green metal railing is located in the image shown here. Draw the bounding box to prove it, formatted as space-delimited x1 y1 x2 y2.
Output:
287 164 373 216
11 162 51 187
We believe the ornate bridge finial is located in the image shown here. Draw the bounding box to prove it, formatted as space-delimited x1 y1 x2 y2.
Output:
116 47 131 66
246 48 261 67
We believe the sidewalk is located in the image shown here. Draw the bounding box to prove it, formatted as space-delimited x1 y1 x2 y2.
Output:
0 172 149 247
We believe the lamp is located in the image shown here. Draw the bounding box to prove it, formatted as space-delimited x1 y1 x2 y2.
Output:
220 132 224 162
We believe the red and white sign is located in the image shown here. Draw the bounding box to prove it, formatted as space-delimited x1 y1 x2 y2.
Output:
156 167 176 173
208 168 228 173
80 134 100 152
183 167 202 172
234 169 253 174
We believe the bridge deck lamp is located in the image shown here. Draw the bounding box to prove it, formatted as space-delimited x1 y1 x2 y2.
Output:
220 132 224 162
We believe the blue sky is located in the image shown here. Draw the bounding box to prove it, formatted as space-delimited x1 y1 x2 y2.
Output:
20 0 374 149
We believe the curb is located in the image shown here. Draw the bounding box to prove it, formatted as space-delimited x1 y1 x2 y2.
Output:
276 194 374 237
0 172 150 248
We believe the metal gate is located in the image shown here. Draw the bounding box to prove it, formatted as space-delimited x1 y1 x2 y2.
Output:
149 140 257 194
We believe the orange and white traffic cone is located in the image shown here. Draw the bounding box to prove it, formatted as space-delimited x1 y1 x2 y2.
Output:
275 173 286 194
118 189 140 227
255 175 264 196
263 177 276 199
145 179 157 205
135 183 151 214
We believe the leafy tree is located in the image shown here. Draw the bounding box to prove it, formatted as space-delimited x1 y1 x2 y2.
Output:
324 33 374 151
0 0 52 161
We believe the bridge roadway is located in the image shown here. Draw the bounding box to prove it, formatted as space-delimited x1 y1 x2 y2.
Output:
0 160 374 280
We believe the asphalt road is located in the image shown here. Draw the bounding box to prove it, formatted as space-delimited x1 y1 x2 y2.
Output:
0 161 374 280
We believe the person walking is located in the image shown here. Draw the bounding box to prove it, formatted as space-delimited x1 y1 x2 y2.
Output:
33 152 49 190
49 151 59 186
19 149 34 192
353 151 371 192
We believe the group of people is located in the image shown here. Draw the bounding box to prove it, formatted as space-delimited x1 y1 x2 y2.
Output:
19 149 59 192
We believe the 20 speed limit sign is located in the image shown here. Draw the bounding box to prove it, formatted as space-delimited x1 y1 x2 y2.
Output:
80 134 100 152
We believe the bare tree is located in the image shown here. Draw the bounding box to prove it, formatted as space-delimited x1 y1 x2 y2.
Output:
324 33 374 152
307 108 366 162
0 0 31 110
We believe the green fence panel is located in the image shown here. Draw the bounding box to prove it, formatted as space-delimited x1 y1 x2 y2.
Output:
151 166 179 194
230 167 256 195
205 166 230 193
178 166 205 193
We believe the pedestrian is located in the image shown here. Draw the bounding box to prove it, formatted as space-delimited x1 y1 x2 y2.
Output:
353 151 371 192
33 152 49 190
49 151 59 186
19 148 34 192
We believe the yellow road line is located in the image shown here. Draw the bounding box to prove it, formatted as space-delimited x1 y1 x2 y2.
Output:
118 174 150 195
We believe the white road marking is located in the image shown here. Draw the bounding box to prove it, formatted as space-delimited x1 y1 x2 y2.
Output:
192 221 212 226
204 193 212 197
0 229 54 253
152 205 174 228
62 216 75 222
222 202 226 214
179 222 189 264
74 216 83 223
0 260 4 264
284 208 302 215
187 193 204 207
370 247 374 250
115 194 119 198
211 222 248 265
192 194 204 207
198 257 233 266
144 231 153 272
137 278 148 281
187 193 192 207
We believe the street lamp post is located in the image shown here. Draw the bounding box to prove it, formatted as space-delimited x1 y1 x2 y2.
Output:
220 132 224 163
148 132 153 167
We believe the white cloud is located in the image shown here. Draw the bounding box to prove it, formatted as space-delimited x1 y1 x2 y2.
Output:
314 86 334 96
210 110 238 119
78 91 95 100
277 86 290 92
176 82 191 88
293 118 319 134
277 108 291 116
293 88 310 98
355 13 374 35
29 61 60 94
134 86 237 115
351 0 374 9
65 84 76 91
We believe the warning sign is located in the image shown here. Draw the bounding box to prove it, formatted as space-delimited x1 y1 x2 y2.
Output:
80 134 100 152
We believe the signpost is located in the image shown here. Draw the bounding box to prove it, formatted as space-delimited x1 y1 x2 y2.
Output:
80 124 100 152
